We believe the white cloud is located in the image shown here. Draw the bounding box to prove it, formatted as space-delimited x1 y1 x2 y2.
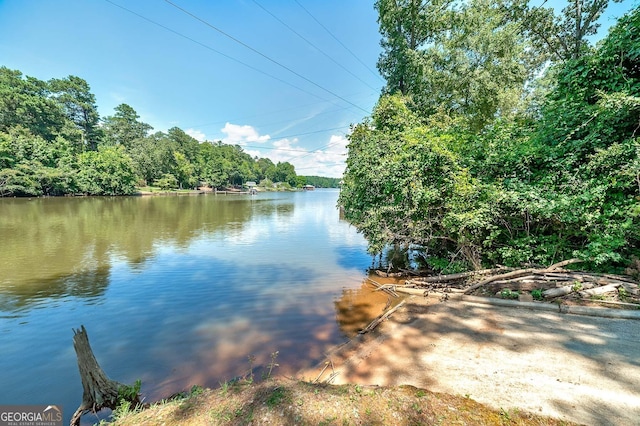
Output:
215 122 348 177
221 123 270 145
273 138 303 153
266 134 348 177
185 128 206 142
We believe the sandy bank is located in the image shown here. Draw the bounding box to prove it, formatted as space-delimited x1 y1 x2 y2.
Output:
298 296 640 426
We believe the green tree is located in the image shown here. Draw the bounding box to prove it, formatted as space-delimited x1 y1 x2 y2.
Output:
196 141 228 188
0 126 76 196
0 67 68 141
153 173 178 190
376 0 453 96
0 166 41 196
167 127 200 162
340 95 479 262
128 132 178 185
172 151 196 189
220 144 256 185
341 5 639 270
255 157 275 181
102 104 152 148
295 175 307 188
49 75 102 151
302 176 341 188
506 0 624 62
272 161 297 186
76 145 137 195
376 0 544 130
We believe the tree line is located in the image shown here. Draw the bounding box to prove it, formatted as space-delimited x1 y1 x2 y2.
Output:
0 68 318 196
303 176 341 188
339 1 639 272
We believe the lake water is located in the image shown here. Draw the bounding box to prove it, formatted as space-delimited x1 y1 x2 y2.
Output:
0 190 387 424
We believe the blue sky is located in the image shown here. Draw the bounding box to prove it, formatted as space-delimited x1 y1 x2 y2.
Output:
0 0 636 177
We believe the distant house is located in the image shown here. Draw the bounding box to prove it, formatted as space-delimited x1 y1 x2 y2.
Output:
245 181 258 194
303 185 315 191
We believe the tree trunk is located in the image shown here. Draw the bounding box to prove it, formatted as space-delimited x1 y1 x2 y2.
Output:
70 325 139 426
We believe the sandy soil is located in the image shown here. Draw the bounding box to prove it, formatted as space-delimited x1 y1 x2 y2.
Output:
298 296 640 426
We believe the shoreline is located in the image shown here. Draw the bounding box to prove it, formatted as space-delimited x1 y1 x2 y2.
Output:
111 293 639 425
297 295 640 426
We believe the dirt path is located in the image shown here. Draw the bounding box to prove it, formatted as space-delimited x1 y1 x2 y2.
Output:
299 297 640 426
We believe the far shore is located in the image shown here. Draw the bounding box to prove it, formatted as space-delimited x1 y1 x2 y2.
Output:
135 186 303 196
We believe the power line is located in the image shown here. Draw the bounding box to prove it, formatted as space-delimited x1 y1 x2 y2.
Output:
294 0 384 83
237 126 348 150
294 162 346 171
163 0 371 114
104 0 328 103
187 101 352 129
268 125 348 141
282 137 347 163
243 145 308 152
185 88 378 129
242 138 345 162
251 0 379 91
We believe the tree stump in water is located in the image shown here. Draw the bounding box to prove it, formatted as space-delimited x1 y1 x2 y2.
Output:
70 325 141 426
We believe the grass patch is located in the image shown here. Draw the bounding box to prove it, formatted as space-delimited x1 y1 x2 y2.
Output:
265 387 289 409
110 379 581 426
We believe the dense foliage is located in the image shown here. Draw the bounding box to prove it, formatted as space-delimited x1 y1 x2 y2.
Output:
340 3 639 271
0 68 307 196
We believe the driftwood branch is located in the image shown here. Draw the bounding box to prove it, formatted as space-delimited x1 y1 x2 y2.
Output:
543 258 584 270
463 269 538 294
359 300 406 335
367 278 399 298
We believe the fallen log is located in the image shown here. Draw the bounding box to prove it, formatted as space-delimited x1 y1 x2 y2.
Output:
71 326 142 426
497 275 539 282
621 282 639 295
579 283 621 298
579 276 632 286
585 272 639 284
399 268 421 276
411 267 509 284
536 272 576 281
401 278 466 289
487 280 559 293
463 259 585 295
393 287 428 296
374 270 405 278
530 272 635 288
543 283 596 298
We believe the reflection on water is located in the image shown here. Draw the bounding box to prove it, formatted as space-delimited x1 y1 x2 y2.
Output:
334 275 406 336
0 190 384 424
